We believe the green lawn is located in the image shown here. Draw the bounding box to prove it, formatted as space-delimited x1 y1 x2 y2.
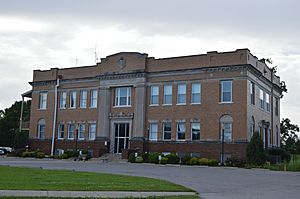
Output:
0 166 193 192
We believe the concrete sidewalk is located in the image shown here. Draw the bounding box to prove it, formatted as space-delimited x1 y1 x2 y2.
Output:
0 190 197 198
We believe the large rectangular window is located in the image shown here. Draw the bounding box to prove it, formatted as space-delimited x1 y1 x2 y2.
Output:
58 123 65 139
191 122 200 141
39 92 47 109
78 123 85 140
68 124 75 140
176 122 185 140
260 89 264 110
150 86 159 105
149 123 158 141
177 83 186 104
163 122 172 140
90 89 98 108
80 90 87 108
191 83 201 104
220 80 232 103
59 91 67 109
250 82 255 105
70 91 77 108
266 93 270 112
163 85 172 105
115 87 131 107
89 123 96 140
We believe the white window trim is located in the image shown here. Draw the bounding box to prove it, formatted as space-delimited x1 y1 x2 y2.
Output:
150 85 159 106
191 83 201 104
80 90 88 109
69 91 77 109
191 122 201 141
176 122 186 141
89 123 96 140
90 89 98 108
59 91 67 109
68 124 75 140
115 87 131 107
39 92 47 110
149 123 158 141
78 123 85 140
220 80 233 103
163 122 172 141
177 83 186 105
163 84 172 105
58 123 65 140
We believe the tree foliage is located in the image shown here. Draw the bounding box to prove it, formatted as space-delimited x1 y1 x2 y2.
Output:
280 118 299 153
246 132 266 166
0 100 31 148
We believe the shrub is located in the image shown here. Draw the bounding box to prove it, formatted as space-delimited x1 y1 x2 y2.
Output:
225 158 246 167
149 152 160 164
135 156 143 163
22 151 36 157
128 152 136 163
188 157 199 165
207 159 218 166
267 148 291 163
64 150 79 158
58 154 69 159
198 158 209 165
160 157 168 164
35 152 45 159
246 132 266 166
165 153 180 164
142 153 149 163
181 154 191 165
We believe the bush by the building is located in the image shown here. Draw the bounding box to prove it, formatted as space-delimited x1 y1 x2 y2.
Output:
165 153 180 164
135 156 143 163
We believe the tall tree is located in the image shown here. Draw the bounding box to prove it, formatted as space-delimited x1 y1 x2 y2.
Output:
280 118 299 153
0 100 31 148
246 132 266 166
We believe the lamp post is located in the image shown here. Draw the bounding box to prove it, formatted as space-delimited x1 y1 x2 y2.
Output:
221 128 225 166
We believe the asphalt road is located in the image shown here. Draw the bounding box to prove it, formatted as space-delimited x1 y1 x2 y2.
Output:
1 157 300 199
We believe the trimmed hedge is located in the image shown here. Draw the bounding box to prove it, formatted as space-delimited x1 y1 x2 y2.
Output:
135 156 143 163
165 153 180 164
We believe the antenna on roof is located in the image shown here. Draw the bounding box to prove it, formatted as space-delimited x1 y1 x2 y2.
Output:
75 58 78 67
94 45 101 64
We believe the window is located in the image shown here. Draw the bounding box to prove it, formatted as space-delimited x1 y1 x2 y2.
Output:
149 123 158 141
163 122 172 140
78 123 85 140
220 115 233 142
59 91 67 109
177 83 186 104
80 90 87 108
39 92 47 109
68 124 75 140
275 98 279 116
90 89 98 108
260 89 264 110
89 123 96 140
220 80 232 103
250 82 255 105
191 122 200 141
266 93 270 112
163 85 172 105
70 91 77 108
58 123 64 139
176 122 185 140
115 87 131 106
191 83 201 104
150 86 159 105
250 116 255 138
37 119 45 139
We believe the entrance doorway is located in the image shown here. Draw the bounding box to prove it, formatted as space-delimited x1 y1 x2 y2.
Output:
114 123 130 153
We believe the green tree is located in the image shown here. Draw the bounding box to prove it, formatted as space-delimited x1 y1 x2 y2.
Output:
0 100 31 148
280 118 299 153
246 132 266 166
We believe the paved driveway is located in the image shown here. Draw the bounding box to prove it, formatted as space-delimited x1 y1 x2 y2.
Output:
1 157 300 199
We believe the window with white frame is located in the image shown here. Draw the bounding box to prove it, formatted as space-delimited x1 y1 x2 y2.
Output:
150 85 159 105
191 122 200 141
68 123 75 140
220 115 233 142
163 122 172 140
250 82 255 105
80 90 87 108
59 91 67 109
177 83 186 104
149 123 158 141
176 122 185 140
37 119 45 139
115 87 131 106
266 93 270 112
78 123 85 140
260 89 264 110
163 85 172 105
90 89 98 108
89 123 96 140
58 123 65 139
39 92 47 109
70 91 77 108
191 83 201 104
220 80 232 103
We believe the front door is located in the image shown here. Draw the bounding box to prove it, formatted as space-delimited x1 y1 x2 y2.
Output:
114 123 129 153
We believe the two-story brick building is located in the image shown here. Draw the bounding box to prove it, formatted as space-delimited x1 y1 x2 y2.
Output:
22 49 282 160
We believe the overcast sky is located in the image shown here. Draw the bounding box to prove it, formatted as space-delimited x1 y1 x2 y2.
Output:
0 0 299 125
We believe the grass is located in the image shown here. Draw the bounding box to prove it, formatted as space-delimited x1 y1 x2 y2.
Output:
0 166 193 192
265 154 300 172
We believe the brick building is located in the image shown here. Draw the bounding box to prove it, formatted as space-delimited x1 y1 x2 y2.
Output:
21 49 282 160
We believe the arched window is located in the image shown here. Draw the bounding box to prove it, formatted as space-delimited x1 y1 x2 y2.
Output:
250 116 255 138
220 115 233 142
37 119 45 139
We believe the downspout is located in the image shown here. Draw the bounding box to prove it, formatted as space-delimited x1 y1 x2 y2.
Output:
51 78 60 156
19 96 24 133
